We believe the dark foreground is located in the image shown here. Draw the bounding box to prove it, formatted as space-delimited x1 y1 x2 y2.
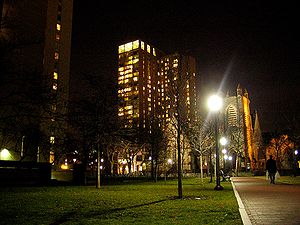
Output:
0 178 242 225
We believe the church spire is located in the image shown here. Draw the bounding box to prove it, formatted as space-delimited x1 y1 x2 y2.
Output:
253 110 263 161
237 83 242 96
244 88 249 98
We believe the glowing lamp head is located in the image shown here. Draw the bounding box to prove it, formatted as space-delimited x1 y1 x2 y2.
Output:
207 95 223 112
220 137 227 146
1 149 10 160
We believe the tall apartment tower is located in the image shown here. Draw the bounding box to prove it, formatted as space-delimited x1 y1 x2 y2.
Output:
117 40 197 173
157 53 197 128
118 40 164 130
0 0 73 162
118 40 197 131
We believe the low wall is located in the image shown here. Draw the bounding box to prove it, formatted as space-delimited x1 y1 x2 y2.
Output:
0 160 51 185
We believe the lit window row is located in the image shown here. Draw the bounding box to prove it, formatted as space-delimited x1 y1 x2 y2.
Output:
118 40 139 53
118 40 157 56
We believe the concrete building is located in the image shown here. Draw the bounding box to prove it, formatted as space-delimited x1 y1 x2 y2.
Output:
117 40 197 174
0 0 73 163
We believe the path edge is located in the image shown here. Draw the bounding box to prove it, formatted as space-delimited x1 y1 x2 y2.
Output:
231 178 252 225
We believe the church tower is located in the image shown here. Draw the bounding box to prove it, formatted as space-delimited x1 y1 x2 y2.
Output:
223 84 255 171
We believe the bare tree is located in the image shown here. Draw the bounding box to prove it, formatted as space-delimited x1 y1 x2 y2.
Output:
68 72 117 187
184 118 214 183
266 133 293 171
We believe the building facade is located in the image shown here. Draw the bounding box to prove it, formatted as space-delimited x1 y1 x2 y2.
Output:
223 84 257 171
117 40 197 174
0 0 73 164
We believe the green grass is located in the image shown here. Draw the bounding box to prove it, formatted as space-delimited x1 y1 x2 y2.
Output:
0 178 242 225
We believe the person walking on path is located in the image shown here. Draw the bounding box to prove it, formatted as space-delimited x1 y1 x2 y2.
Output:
266 155 277 184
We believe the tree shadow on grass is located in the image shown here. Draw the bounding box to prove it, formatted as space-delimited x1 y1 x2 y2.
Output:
50 197 177 225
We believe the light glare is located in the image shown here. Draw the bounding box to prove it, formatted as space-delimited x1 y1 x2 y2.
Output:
220 137 227 146
207 95 223 111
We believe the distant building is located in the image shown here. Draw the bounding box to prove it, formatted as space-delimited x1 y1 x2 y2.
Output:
223 84 259 171
117 40 197 174
0 0 73 164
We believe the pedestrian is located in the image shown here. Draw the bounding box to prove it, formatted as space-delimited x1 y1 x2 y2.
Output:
266 155 277 184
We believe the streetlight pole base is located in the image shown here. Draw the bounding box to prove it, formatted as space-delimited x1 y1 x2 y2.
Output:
214 185 224 190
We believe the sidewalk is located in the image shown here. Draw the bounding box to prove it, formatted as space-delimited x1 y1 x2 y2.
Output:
231 177 300 225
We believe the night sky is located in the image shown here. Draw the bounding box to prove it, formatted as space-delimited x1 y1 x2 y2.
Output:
71 1 299 132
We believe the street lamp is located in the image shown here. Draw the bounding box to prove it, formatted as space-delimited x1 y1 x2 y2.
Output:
294 150 299 177
220 137 227 170
208 95 223 190
220 137 227 146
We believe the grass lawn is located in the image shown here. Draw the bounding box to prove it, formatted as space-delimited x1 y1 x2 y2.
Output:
0 178 242 225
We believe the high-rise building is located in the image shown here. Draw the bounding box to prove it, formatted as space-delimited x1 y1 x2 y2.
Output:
157 53 197 128
117 40 197 173
117 40 197 131
0 0 73 163
118 40 164 130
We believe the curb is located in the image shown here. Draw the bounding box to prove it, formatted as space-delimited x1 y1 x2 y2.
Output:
231 179 252 225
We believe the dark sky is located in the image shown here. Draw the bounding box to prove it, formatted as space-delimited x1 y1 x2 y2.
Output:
71 1 299 132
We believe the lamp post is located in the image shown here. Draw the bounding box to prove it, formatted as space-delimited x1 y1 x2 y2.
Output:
208 95 223 190
294 150 298 177
220 137 227 170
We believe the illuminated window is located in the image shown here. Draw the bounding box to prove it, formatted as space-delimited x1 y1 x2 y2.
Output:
132 58 139 64
141 41 144 50
133 40 139 49
50 151 54 164
125 42 132 52
56 23 61 31
125 105 133 110
153 48 156 56
119 45 125 54
53 72 58 80
53 83 57 90
56 33 60 41
133 77 138 81
51 104 57 112
147 45 151 53
54 52 59 60
50 136 55 144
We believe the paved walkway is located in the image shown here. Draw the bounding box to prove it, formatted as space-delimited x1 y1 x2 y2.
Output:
231 177 300 225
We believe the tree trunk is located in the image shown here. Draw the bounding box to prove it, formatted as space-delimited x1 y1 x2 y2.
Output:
235 156 239 176
200 153 203 183
96 144 101 189
209 151 213 183
177 123 183 199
